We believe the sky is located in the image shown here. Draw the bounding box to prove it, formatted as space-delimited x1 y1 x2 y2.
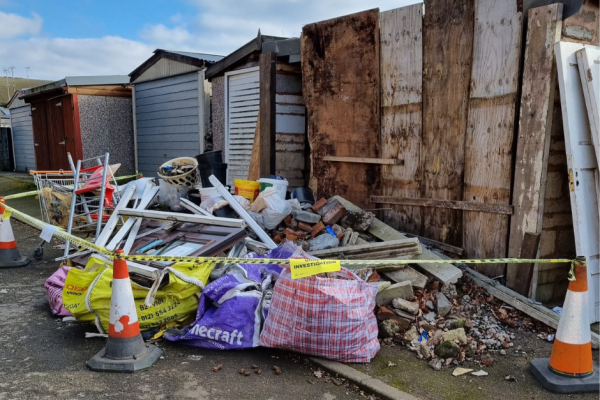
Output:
0 0 420 81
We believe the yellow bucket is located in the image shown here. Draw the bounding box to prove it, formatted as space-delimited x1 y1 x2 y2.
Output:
233 179 260 202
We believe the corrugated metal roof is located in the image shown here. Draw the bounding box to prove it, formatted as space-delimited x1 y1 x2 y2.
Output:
159 50 224 63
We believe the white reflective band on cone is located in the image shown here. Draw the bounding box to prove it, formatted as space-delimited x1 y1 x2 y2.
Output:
109 278 139 331
555 290 591 345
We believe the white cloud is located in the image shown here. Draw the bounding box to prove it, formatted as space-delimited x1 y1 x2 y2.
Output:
1 1 421 80
0 36 152 80
0 10 42 39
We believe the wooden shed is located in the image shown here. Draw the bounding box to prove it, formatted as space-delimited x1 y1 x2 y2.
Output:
21 76 135 174
129 49 224 179
6 90 35 172
206 33 307 188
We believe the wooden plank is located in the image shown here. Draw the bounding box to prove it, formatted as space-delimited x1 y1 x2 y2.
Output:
372 196 514 215
507 4 563 294
332 196 463 285
323 156 404 165
118 208 246 228
403 233 464 255
259 52 276 177
576 46 600 165
309 238 421 257
514 232 541 296
556 41 600 323
247 116 261 180
380 4 423 235
301 9 381 209
462 0 522 277
421 0 474 246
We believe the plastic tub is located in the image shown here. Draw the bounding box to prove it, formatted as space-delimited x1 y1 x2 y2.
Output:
199 187 219 203
157 157 199 187
195 150 223 165
198 163 227 187
258 178 289 199
234 179 260 202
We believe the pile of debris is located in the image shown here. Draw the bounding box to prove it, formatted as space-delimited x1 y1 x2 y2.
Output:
267 197 376 251
372 269 555 371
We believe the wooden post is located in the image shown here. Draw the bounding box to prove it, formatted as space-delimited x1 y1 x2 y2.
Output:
507 4 563 294
259 52 276 177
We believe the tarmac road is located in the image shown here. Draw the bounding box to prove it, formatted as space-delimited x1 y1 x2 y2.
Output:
0 176 368 400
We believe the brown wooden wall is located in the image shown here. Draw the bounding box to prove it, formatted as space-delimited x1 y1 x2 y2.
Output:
301 0 600 286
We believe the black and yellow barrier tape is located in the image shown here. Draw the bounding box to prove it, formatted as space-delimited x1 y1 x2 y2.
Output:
0 201 580 268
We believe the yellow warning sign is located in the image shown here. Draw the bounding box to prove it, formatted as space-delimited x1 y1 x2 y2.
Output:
290 259 341 279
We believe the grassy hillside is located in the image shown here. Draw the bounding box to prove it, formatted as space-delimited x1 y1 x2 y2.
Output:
0 77 53 106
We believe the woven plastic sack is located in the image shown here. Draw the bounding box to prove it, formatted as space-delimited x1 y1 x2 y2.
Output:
45 265 78 316
259 266 380 362
62 255 213 333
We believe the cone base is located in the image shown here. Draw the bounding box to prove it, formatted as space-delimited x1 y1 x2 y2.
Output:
86 335 162 373
531 358 600 393
0 253 30 268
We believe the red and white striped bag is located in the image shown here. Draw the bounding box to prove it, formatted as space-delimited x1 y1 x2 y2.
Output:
259 266 380 363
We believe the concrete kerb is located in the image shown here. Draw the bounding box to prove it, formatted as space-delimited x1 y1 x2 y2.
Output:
309 357 421 400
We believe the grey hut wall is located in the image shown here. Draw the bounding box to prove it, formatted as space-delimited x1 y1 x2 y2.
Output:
134 72 204 179
9 105 35 172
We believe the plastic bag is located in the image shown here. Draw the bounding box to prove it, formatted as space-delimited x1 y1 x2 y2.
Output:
63 255 213 333
45 265 78 317
259 261 380 363
252 187 291 230
163 245 289 349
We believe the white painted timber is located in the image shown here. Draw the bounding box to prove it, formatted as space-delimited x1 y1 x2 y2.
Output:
576 46 600 166
118 208 246 228
556 41 600 323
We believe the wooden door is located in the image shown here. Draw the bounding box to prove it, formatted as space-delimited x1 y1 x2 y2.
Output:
46 96 70 169
30 101 51 170
556 42 600 323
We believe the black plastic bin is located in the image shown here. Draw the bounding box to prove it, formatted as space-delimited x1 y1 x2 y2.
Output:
198 163 227 187
195 150 223 165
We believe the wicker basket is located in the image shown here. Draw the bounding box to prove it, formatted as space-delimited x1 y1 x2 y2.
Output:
157 157 199 187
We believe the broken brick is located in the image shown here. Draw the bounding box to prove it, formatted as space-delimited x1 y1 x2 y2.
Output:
322 203 347 226
286 234 298 241
283 215 293 225
311 198 328 212
331 224 345 239
311 221 326 237
273 235 283 244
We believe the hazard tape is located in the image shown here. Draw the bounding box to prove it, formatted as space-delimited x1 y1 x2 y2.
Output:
1 203 112 257
0 201 581 268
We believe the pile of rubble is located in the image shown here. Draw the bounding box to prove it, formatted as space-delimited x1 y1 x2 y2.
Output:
372 270 555 371
252 196 377 251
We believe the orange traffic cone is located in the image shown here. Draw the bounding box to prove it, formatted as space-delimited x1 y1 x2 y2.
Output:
0 197 29 268
531 257 599 393
87 249 162 372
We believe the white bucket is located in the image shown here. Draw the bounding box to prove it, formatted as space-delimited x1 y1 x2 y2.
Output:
258 178 288 199
199 187 219 203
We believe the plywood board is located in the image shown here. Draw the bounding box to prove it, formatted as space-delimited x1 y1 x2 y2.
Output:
576 46 600 165
462 0 522 277
301 9 381 209
380 4 423 235
507 4 563 295
556 41 600 323
421 0 474 245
